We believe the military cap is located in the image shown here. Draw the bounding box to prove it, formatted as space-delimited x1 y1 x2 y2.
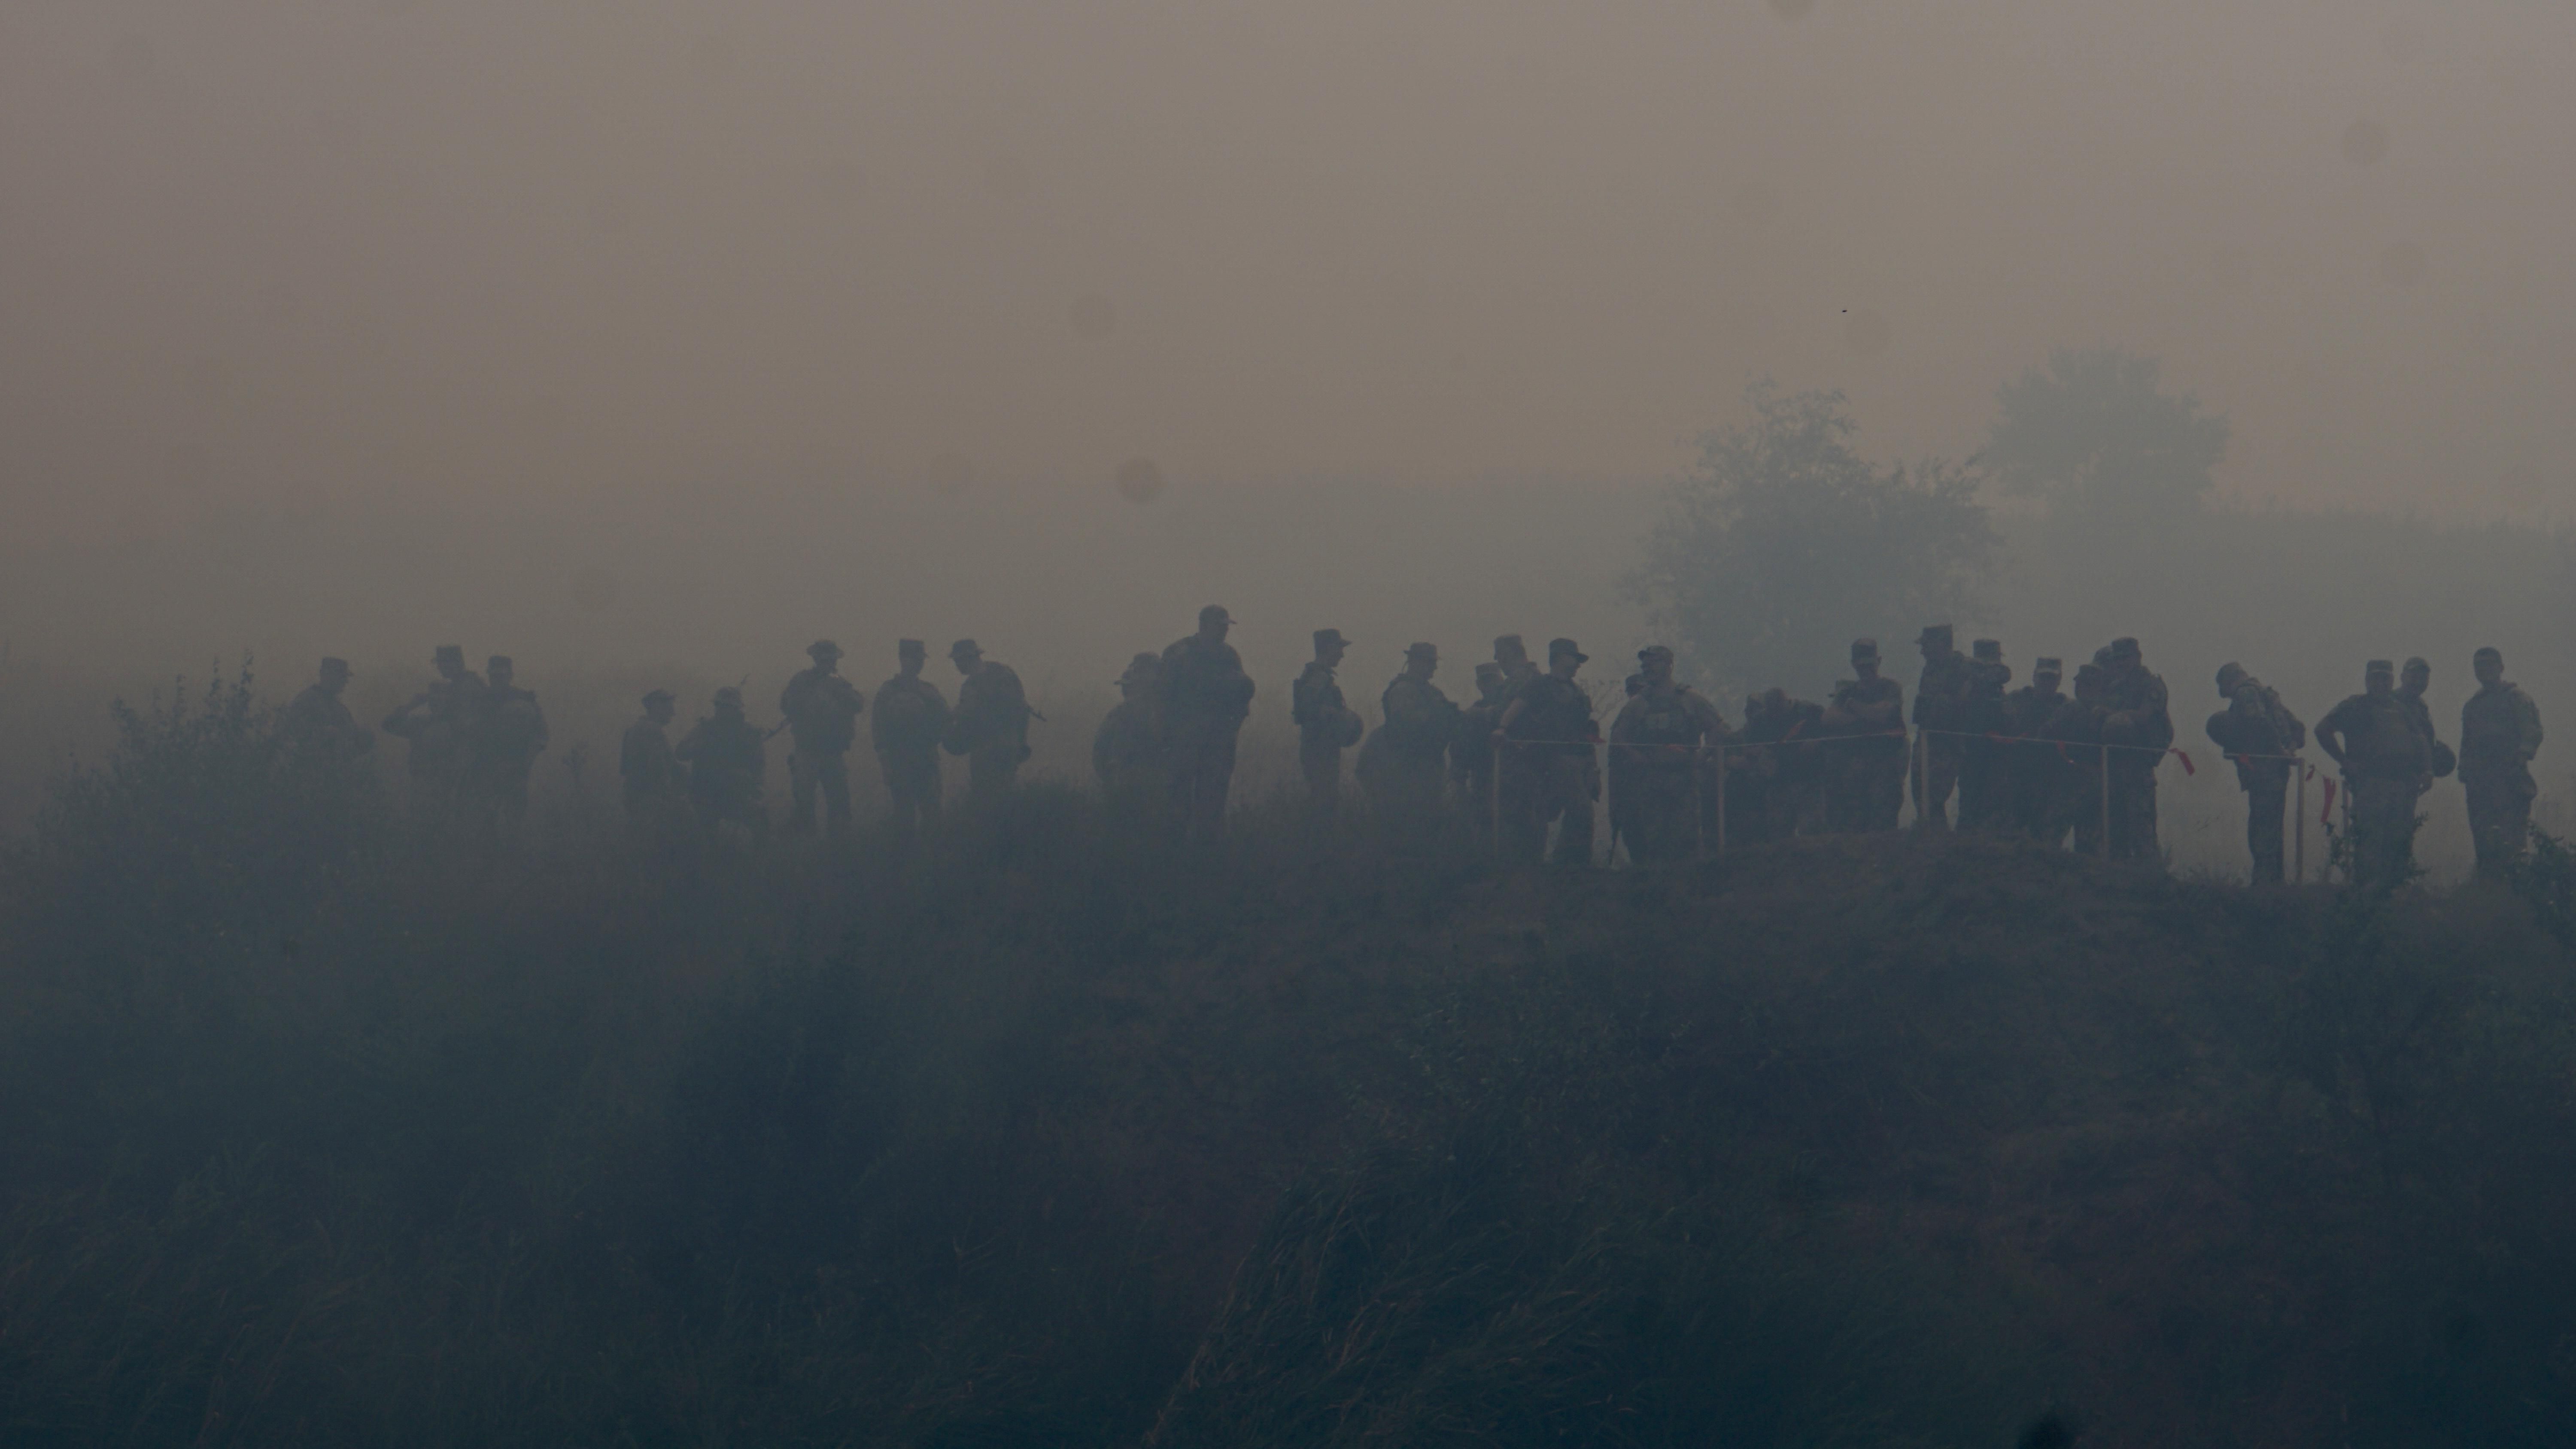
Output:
713 685 744 707
2216 662 2247 692
2402 656 2430 675
642 688 675 708
2366 659 2395 676
1473 661 1503 679
2073 662 2103 682
1493 634 1528 659
808 639 842 660
949 638 982 659
2108 637 2142 661
1917 624 1953 646
1971 639 2002 662
1405 641 1438 659
487 655 513 672
2034 656 2064 675
1548 637 1589 663
434 644 465 664
1637 643 1675 662
898 638 927 656
319 656 352 675
2474 646 2504 665
2093 646 2114 667
1313 627 1350 650
1199 604 1233 624
1118 652 1160 683
1850 638 1880 661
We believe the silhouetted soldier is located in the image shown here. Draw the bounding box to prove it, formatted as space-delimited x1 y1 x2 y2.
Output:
2037 663 2108 853
679 685 768 842
2397 657 2456 812
1957 639 2014 832
1909 624 1971 829
2099 637 2171 866
1606 671 1645 857
381 644 483 815
1495 637 1598 865
1291 628 1362 815
1735 687 1825 844
464 655 549 829
2205 663 2305 885
1823 639 1905 833
1161 606 1255 842
1361 642 1458 819
2317 660 2430 891
1488 635 1545 846
944 639 1033 803
874 640 951 846
620 689 686 830
1450 661 1510 834
2459 646 2545 877
1093 653 1168 804
1610 645 1727 863
779 640 866 838
2003 657 2067 840
279 657 373 769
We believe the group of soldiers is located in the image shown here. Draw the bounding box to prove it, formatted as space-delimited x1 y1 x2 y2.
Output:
277 609 2547 884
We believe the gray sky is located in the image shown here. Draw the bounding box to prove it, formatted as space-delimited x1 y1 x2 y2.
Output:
6 0 2573 555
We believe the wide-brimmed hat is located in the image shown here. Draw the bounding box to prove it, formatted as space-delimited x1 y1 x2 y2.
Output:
1313 627 1350 650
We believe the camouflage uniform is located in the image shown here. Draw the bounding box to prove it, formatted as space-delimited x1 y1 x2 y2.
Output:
279 658 374 770
2001 660 2066 841
678 688 768 840
381 646 484 816
944 641 1033 803
1361 644 1459 820
1823 640 1906 833
2035 665 2108 854
1909 625 1972 830
2204 664 2305 885
1498 639 1598 865
2099 638 2172 866
2316 662 2432 891
1291 630 1362 814
2460 649 2544 877
1956 640 2014 832
1092 653 1168 805
621 690 687 832
1733 688 1825 845
1161 608 1255 842
780 641 866 837
1610 647 1727 863
874 641 951 844
464 656 549 829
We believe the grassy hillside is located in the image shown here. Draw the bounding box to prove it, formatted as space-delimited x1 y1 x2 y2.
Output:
4 680 2576 1446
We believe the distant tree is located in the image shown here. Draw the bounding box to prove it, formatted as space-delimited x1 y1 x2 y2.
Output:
1985 348 2229 520
1628 385 1999 697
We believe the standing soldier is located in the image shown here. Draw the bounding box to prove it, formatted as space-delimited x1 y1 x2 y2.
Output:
1495 638 1599 865
1450 662 1511 835
1363 642 1460 819
465 655 549 829
1910 624 1972 829
1610 645 1728 863
2003 658 2068 840
873 640 951 846
1161 606 1255 842
1291 629 1363 815
2459 646 2545 877
279 657 374 769
2316 660 2433 891
620 689 685 830
944 639 1033 803
2397 657 2458 809
1488 635 1543 846
1957 640 2014 832
2099 638 2172 865
1093 653 1169 804
779 640 866 838
2038 662 2110 854
1735 687 1825 845
679 685 769 842
2205 663 2306 885
381 645 483 816
1823 639 1906 833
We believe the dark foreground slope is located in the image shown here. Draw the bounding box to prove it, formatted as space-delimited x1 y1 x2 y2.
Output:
4 696 2575 1446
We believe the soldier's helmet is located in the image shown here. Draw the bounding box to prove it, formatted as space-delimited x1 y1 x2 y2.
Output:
2092 646 2115 667
1493 634 1528 661
1548 637 1588 664
1971 639 2002 663
319 657 352 678
2215 662 2247 694
1313 627 1350 651
642 688 675 709
2108 637 2142 662
1638 644 1674 664
808 640 842 661
1850 638 1880 661
1405 642 1438 660
949 639 982 661
2034 656 2063 677
1917 624 1953 648
2073 662 2103 691
714 686 744 709
898 639 927 658
2402 656 2430 678
2474 646 2504 667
